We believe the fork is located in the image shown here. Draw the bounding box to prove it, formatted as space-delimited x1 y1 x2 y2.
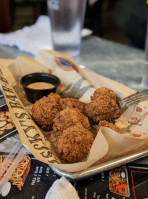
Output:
118 89 148 110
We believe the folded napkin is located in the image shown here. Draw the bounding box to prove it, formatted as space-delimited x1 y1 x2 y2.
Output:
45 176 80 199
0 15 92 56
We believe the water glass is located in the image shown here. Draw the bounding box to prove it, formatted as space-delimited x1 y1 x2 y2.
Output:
47 0 87 57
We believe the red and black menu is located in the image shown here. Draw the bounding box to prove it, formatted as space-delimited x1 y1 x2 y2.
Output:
0 153 147 199
0 90 17 142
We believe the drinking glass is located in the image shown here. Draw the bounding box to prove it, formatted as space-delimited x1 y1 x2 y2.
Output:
47 0 87 57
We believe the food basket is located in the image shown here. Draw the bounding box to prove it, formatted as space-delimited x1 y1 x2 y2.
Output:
0 50 148 179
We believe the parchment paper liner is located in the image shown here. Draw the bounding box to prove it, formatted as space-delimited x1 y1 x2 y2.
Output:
0 50 148 173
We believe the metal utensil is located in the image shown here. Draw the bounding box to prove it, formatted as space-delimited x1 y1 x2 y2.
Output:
118 89 148 116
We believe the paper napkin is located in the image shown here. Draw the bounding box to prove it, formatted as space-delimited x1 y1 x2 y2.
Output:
45 176 80 199
0 15 92 56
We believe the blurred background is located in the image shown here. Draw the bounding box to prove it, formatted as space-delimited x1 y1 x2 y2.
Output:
0 0 147 50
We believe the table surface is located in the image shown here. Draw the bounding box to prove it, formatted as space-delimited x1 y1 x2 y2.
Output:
0 36 146 91
0 36 148 198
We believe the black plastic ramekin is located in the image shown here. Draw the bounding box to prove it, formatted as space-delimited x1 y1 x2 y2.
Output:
20 72 61 103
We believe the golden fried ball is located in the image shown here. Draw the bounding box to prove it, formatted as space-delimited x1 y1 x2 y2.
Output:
54 123 94 163
85 95 119 123
91 87 117 101
97 120 121 133
60 97 83 112
31 93 62 130
53 108 90 137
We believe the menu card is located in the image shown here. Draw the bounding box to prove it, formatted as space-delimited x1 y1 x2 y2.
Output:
0 89 17 142
0 152 147 199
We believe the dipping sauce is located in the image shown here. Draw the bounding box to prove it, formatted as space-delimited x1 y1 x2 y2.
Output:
27 82 55 90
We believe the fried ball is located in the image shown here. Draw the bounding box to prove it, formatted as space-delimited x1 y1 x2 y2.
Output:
60 97 83 112
91 87 117 101
85 95 119 123
31 93 62 130
97 120 121 133
53 108 90 137
48 92 61 103
54 123 94 163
